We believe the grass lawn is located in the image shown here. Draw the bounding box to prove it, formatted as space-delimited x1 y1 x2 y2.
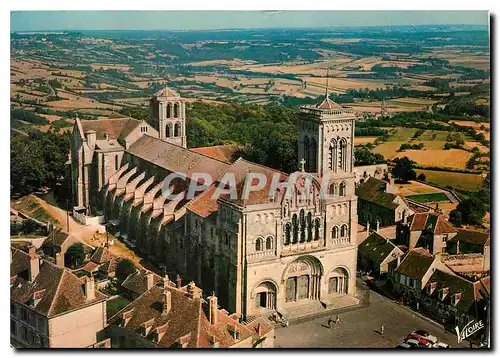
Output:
406 192 450 203
385 127 419 142
106 296 131 318
11 195 60 224
416 169 484 191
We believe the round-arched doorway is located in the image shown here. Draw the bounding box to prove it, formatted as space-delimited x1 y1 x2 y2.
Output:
327 267 349 295
253 281 277 310
283 256 323 303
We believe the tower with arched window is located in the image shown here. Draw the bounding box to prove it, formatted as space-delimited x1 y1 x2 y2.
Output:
149 86 187 148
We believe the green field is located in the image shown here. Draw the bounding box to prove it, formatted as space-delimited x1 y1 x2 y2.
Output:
416 169 484 191
406 192 450 203
106 296 131 318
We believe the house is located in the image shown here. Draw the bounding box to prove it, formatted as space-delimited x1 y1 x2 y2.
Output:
396 212 457 255
10 246 109 348
356 176 412 228
121 269 161 299
106 279 274 348
389 248 453 306
447 229 490 255
353 164 388 184
420 269 488 331
82 246 118 277
357 232 404 277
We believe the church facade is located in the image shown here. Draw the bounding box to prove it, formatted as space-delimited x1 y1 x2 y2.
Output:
70 86 359 319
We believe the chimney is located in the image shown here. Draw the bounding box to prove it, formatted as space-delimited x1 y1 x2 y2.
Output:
187 281 201 299
55 252 64 267
85 130 96 149
376 219 380 233
397 255 401 267
366 221 370 234
163 290 172 315
176 274 182 288
83 276 95 300
146 271 154 290
28 246 40 282
162 274 170 289
403 211 408 225
209 294 218 325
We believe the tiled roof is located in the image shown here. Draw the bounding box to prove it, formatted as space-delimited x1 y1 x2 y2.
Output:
424 269 476 313
356 177 399 209
358 232 399 265
10 247 107 318
450 229 490 246
245 317 274 339
109 282 254 348
395 249 434 280
121 269 161 296
153 86 181 98
190 144 242 164
50 230 71 247
90 247 117 265
187 185 219 218
315 97 343 110
409 212 456 234
219 158 289 207
127 135 231 182
80 117 142 141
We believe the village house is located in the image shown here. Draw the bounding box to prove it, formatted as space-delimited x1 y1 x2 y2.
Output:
10 246 109 348
357 232 404 277
106 278 274 348
121 268 161 300
395 212 457 255
356 176 412 228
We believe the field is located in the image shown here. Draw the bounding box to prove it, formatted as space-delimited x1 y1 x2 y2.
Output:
406 192 449 203
415 169 484 191
354 137 377 145
395 181 446 196
394 148 472 170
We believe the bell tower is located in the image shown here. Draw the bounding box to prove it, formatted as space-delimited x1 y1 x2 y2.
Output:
149 85 187 148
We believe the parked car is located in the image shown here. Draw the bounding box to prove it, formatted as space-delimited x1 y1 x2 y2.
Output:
407 333 431 347
432 342 451 348
395 342 411 349
405 338 429 349
412 330 438 344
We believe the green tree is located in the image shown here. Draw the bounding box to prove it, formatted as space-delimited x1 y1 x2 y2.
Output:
65 243 85 268
116 259 137 280
449 210 462 227
452 197 486 226
417 173 426 181
391 157 417 183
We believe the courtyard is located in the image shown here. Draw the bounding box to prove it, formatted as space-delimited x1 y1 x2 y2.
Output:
275 287 470 349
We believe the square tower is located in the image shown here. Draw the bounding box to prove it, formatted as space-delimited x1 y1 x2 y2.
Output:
149 86 187 148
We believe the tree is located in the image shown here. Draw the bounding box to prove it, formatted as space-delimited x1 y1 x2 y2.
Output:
449 210 462 227
417 173 426 181
116 259 137 280
452 197 486 226
65 243 85 268
391 157 417 183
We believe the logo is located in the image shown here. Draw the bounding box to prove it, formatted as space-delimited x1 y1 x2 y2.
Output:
455 320 484 343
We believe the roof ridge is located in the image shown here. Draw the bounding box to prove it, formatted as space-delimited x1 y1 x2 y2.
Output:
234 157 289 177
46 265 68 317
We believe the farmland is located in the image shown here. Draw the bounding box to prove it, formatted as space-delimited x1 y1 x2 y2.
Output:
415 169 485 191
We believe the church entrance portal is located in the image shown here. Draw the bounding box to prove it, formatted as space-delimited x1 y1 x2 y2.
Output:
284 256 323 303
254 281 277 310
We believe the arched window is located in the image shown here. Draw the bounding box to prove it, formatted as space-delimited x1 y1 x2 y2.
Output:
332 226 339 239
174 103 179 117
303 136 310 172
329 183 337 195
174 123 181 137
329 140 337 170
255 237 263 251
292 214 298 244
307 212 313 242
225 232 229 245
339 139 347 171
343 203 348 215
310 138 317 172
165 124 171 138
314 218 321 240
266 236 273 250
114 154 119 171
341 224 348 237
299 210 305 242
167 103 172 118
339 182 347 196
285 223 291 245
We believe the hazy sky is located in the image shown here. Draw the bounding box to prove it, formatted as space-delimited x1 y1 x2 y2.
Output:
11 11 489 32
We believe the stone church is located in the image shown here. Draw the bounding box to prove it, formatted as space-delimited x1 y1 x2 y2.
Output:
70 86 359 319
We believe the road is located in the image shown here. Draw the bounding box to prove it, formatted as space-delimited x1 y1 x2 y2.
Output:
275 288 469 349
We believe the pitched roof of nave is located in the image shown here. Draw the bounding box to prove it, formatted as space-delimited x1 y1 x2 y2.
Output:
126 135 231 181
79 117 142 140
190 144 242 164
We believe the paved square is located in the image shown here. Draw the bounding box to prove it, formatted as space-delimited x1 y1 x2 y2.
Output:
275 288 470 348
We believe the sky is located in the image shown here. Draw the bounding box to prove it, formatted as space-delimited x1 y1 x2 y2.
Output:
10 11 489 32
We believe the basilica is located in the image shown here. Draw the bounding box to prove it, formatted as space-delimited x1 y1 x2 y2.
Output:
70 86 360 319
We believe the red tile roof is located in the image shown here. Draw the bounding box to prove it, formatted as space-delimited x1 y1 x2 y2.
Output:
80 117 142 140
190 144 242 164
409 212 456 234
